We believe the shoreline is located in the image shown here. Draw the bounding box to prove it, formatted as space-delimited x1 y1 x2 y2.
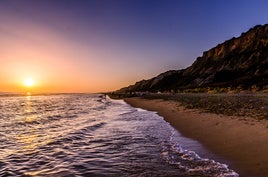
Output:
123 97 268 177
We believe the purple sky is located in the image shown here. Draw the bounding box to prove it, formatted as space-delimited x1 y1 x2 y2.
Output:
0 0 268 92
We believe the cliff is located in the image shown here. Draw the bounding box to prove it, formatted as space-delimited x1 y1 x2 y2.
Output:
118 24 268 93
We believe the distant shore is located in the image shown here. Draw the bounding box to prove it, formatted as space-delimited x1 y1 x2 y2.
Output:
116 93 268 177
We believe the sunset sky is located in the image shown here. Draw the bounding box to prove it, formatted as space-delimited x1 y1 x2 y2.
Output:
1 0 268 93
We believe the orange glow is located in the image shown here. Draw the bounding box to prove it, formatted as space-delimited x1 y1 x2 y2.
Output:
0 16 137 93
24 78 34 87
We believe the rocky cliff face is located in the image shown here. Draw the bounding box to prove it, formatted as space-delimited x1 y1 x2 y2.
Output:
118 24 268 93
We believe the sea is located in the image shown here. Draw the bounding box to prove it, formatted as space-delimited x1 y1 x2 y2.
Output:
0 93 239 177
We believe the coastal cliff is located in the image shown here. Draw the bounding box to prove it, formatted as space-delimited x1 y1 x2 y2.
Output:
118 24 268 93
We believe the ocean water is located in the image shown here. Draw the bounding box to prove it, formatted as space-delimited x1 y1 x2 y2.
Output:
0 93 239 177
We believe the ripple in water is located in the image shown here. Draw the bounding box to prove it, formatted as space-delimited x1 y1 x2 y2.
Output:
0 94 239 176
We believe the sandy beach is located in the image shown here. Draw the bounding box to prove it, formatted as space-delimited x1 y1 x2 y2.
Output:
123 97 268 177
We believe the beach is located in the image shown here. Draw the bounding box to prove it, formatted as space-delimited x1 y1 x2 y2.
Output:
1 93 240 176
123 95 268 177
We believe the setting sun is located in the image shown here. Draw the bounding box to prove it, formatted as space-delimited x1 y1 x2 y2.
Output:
24 78 35 87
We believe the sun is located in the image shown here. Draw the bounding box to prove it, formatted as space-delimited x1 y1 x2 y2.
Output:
24 78 35 87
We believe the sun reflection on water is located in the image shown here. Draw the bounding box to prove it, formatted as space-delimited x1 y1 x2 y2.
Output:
13 96 52 154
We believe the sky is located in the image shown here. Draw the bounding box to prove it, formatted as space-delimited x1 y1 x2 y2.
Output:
0 0 268 93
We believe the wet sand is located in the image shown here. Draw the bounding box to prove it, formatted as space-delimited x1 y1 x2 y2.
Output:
123 97 268 177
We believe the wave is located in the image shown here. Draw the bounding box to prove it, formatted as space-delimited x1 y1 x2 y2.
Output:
0 94 239 176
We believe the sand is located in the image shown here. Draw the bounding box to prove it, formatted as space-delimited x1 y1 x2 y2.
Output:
123 97 268 177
